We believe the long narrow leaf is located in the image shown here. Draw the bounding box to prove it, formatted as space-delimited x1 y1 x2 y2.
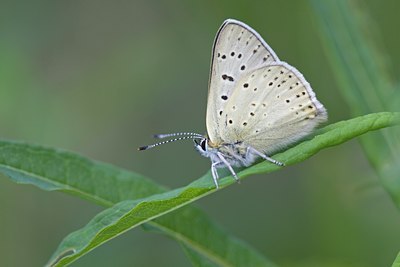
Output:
45 112 400 266
0 144 273 266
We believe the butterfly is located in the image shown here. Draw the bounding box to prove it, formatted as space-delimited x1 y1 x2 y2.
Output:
139 19 327 188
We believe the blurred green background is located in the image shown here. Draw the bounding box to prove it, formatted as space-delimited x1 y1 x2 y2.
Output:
1 0 399 266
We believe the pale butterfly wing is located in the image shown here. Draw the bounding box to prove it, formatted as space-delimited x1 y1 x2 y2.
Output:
221 62 327 154
206 19 279 145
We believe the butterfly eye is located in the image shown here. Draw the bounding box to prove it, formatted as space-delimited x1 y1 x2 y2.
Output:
200 140 207 151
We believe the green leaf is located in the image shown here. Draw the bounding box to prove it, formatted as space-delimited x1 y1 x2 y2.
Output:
44 112 400 266
311 0 400 206
0 141 166 205
0 142 273 266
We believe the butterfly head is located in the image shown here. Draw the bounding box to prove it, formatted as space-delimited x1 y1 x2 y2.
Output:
193 135 223 156
194 137 209 157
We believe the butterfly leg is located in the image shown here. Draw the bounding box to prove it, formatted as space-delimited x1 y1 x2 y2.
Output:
217 152 240 184
247 147 284 166
211 161 220 188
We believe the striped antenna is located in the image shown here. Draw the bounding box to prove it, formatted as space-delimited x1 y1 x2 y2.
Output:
153 132 203 139
138 135 204 151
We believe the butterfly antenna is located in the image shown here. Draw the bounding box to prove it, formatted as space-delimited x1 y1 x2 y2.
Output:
138 135 203 151
153 132 203 139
